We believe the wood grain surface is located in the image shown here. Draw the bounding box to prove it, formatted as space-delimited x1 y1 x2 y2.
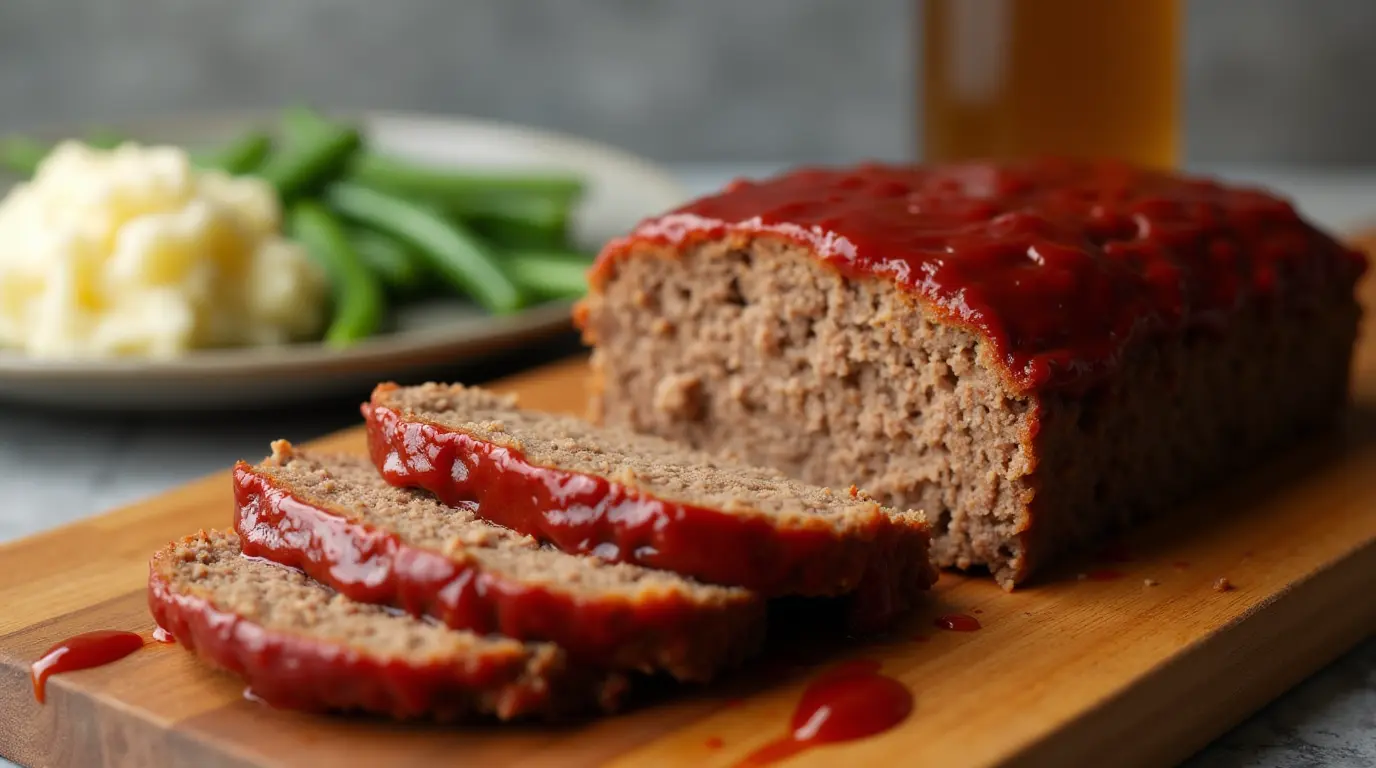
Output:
1 264 1374 768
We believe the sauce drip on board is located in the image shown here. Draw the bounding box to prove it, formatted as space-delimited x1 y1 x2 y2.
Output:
591 158 1366 394
934 614 982 632
31 630 145 704
736 659 913 767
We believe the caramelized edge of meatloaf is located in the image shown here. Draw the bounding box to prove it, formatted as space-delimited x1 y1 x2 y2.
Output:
364 382 935 603
148 530 627 720
235 441 765 681
575 235 1361 588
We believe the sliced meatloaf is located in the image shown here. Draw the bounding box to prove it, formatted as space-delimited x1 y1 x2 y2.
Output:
148 530 626 721
234 440 764 682
363 382 936 622
574 158 1367 589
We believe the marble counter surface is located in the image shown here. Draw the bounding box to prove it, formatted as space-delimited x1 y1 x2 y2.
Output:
1 165 1373 768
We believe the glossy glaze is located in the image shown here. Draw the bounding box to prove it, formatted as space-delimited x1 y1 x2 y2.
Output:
146 568 549 718
590 158 1366 393
232 462 763 678
364 401 933 604
31 630 144 703
737 659 913 766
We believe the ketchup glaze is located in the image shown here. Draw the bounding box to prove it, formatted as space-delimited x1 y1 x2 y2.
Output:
589 158 1367 394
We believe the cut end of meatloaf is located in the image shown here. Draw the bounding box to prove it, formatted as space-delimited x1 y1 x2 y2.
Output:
370 382 910 535
575 233 1359 589
148 530 626 720
243 441 765 680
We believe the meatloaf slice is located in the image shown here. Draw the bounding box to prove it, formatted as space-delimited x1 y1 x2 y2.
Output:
363 382 936 619
148 530 626 721
234 440 763 682
574 159 1367 588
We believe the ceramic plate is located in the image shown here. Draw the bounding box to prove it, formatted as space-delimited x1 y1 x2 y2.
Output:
0 111 688 411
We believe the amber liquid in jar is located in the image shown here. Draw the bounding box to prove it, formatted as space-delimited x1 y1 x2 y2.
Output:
922 0 1180 168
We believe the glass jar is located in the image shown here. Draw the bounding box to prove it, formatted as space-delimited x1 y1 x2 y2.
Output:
921 0 1181 168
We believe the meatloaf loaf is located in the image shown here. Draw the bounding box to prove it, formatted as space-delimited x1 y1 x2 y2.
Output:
364 382 936 623
574 158 1368 588
235 440 764 681
149 530 626 720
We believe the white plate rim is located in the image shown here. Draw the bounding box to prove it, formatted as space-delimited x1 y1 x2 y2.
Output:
0 110 688 406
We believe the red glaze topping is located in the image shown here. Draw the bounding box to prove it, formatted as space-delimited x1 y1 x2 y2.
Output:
364 402 935 604
589 158 1367 393
232 462 762 679
146 568 555 719
933 613 982 632
737 659 913 766
31 630 144 703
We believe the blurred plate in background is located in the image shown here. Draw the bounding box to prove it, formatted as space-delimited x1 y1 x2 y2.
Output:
0 111 688 411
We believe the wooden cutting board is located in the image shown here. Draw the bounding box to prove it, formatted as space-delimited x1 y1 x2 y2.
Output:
2 273 1375 768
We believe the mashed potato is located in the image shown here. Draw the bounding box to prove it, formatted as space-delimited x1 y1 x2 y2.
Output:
0 141 328 359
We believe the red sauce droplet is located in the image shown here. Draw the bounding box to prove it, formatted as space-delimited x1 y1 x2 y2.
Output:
736 660 912 767
152 626 175 644
972 608 985 615
934 613 981 632
1087 568 1125 581
31 630 144 704
723 697 744 708
705 737 725 750
1173 560 1191 570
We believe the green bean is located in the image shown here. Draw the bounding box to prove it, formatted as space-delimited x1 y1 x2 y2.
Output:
0 136 49 176
195 131 272 175
351 152 584 204
85 128 125 149
288 201 386 347
350 227 429 295
326 182 524 314
279 105 338 142
257 109 361 199
469 212 571 251
505 249 594 301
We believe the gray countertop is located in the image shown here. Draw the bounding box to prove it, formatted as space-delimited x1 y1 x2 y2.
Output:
1 165 1373 768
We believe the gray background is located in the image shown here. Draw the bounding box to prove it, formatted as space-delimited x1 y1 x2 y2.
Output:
1 0 1375 165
